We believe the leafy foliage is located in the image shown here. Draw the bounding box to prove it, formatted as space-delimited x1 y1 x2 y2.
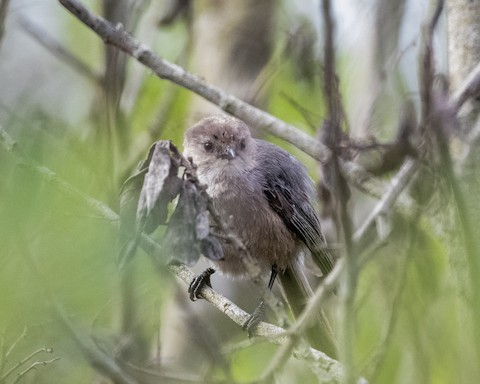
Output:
0 1 479 384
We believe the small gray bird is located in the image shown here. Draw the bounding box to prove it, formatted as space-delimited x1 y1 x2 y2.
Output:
183 115 336 355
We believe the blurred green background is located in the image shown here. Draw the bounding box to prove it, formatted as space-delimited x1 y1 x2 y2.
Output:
0 0 478 383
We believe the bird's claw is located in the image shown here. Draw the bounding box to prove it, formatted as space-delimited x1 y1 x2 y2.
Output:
188 268 215 301
243 300 266 337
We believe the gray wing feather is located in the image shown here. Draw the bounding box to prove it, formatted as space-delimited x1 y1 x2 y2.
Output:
254 140 334 275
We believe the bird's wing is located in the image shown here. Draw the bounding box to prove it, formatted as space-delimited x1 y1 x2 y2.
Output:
262 173 335 275
256 140 334 275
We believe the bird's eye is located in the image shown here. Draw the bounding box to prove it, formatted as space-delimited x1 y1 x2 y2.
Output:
204 141 213 151
239 139 246 150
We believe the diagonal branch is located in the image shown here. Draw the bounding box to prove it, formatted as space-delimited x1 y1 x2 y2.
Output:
353 158 417 246
11 357 61 384
18 16 100 85
56 0 391 201
58 0 330 163
1 348 55 382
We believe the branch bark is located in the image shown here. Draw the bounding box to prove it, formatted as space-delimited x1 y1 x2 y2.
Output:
58 0 330 163
56 0 396 202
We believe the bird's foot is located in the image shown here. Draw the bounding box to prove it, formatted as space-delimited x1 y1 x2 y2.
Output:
242 300 266 337
188 268 215 301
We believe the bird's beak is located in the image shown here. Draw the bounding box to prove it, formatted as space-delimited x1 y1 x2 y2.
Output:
219 146 236 160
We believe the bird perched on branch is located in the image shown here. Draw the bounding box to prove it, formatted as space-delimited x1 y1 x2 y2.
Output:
183 115 337 357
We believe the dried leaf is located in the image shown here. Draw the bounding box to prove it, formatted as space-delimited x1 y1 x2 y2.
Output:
164 179 223 265
118 140 223 267
118 141 182 267
164 180 201 265
137 141 182 233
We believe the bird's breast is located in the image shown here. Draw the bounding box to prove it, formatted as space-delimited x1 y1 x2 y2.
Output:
210 185 298 276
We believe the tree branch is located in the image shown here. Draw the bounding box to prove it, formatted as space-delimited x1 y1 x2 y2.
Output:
353 158 417 246
55 0 396 202
0 125 348 383
2 348 48 381
11 357 61 384
58 0 330 163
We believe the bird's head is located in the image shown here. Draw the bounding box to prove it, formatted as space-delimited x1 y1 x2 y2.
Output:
183 115 257 174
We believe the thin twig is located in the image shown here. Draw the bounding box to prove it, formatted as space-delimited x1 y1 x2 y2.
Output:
18 16 100 85
11 357 61 384
1 347 53 381
353 158 417 245
4 327 27 359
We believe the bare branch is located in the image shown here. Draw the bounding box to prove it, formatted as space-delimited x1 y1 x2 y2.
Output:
169 264 285 339
11 357 60 384
5 327 27 359
353 158 417 245
1 347 54 381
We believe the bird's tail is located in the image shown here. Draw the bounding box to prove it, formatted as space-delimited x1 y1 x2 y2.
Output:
279 263 337 358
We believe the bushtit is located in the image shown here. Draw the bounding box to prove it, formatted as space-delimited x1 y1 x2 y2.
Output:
183 115 336 355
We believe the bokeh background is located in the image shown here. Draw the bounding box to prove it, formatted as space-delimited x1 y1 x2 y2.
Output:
0 0 478 383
